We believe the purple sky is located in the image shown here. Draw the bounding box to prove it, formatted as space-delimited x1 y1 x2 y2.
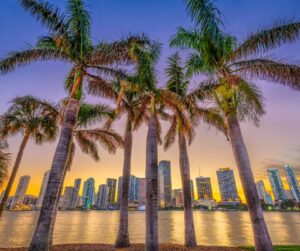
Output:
1 0 300 199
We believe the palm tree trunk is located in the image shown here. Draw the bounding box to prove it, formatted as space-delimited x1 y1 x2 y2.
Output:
115 118 132 248
145 114 159 251
178 134 197 247
49 166 68 248
28 98 80 251
0 133 30 216
225 115 273 251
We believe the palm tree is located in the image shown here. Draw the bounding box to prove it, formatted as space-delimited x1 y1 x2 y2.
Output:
0 95 58 216
47 101 123 247
0 1 147 250
125 43 185 251
0 140 10 187
110 82 137 248
171 1 300 250
164 53 225 247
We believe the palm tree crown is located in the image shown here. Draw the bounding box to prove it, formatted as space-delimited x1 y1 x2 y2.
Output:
0 95 58 142
0 0 148 101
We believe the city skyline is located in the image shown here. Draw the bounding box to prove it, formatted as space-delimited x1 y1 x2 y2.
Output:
1 0 300 204
5 163 299 207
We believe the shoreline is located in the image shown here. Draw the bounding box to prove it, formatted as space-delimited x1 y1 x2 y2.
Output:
0 244 247 251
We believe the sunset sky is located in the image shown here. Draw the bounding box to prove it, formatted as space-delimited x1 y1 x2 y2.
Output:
1 0 300 202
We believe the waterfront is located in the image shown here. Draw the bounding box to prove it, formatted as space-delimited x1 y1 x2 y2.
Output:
0 211 299 248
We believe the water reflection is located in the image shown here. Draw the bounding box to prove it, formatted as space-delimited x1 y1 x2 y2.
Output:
0 211 299 248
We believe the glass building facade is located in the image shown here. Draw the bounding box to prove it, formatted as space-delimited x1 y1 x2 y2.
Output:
82 178 95 209
284 165 300 202
216 168 240 202
268 168 287 202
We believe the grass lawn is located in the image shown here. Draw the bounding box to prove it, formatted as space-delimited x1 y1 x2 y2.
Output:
240 246 300 251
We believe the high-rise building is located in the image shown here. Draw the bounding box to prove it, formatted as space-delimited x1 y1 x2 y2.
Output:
60 187 75 210
256 180 267 204
158 160 172 207
97 184 110 209
106 178 117 207
117 175 140 206
11 175 30 208
216 168 240 202
284 165 300 202
129 175 139 202
196 176 213 200
268 168 287 202
138 178 146 205
23 195 37 206
36 170 50 208
61 186 78 209
265 193 274 205
190 180 195 201
73 178 81 207
173 189 184 207
74 178 81 191
82 178 95 209
285 190 294 200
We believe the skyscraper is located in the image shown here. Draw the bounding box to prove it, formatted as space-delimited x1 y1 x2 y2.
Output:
61 186 78 209
82 178 95 210
23 195 37 206
74 178 81 191
196 176 213 200
73 178 81 207
268 168 287 202
36 170 50 208
284 165 300 202
129 175 139 202
97 184 110 209
216 168 240 202
106 178 117 207
138 178 146 205
11 175 30 208
265 193 274 205
158 160 172 207
117 175 140 206
173 189 184 207
256 180 267 204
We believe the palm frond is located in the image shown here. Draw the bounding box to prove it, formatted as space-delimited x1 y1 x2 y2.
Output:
66 0 92 57
87 65 127 79
0 48 70 74
163 116 177 151
166 52 189 96
37 35 72 55
75 130 100 161
75 129 124 155
231 58 300 90
185 0 223 39
77 103 114 127
196 107 227 136
19 0 68 34
85 73 117 99
90 34 150 65
0 95 59 143
133 96 150 130
231 19 300 60
185 52 212 77
170 27 202 50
